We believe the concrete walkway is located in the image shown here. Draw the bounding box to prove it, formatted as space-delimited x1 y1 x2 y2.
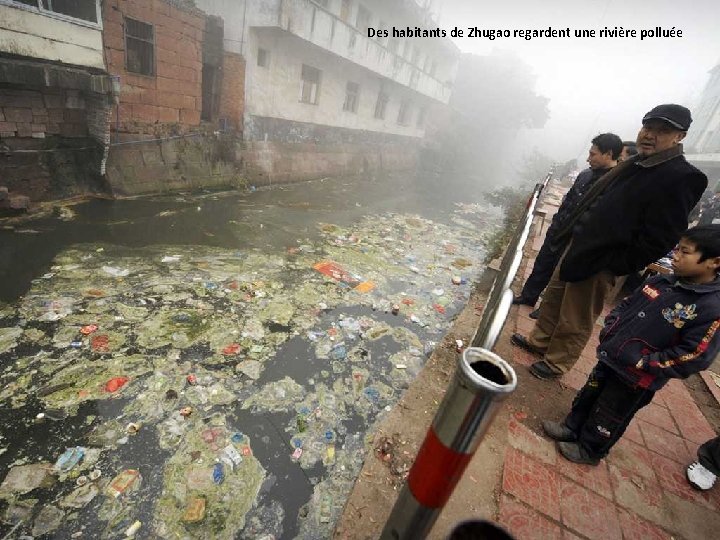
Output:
497 180 720 540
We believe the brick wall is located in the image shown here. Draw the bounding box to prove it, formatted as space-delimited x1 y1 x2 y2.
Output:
103 0 205 135
219 52 245 132
0 87 90 140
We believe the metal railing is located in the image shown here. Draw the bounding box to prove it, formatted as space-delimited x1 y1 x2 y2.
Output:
472 169 554 349
380 168 554 540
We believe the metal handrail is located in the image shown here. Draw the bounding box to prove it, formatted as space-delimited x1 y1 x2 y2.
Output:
472 169 553 349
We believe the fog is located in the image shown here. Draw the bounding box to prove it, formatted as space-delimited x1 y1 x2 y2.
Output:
440 0 720 164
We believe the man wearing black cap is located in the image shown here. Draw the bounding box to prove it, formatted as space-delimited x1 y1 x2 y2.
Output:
512 104 708 380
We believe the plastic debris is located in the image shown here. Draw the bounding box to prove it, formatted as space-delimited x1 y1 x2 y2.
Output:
101 266 130 278
0 463 55 495
104 377 129 393
80 324 98 335
0 199 495 537
53 446 85 473
106 469 141 498
180 407 193 417
125 520 142 537
212 462 225 485
222 343 241 355
182 497 207 523
222 445 243 470
291 448 303 461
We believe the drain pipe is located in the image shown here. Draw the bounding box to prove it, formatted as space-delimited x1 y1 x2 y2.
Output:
380 347 517 539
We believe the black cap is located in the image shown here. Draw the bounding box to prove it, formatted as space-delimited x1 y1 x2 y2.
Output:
642 104 692 131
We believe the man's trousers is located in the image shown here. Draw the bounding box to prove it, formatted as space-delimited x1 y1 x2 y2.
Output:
527 246 616 373
519 236 562 305
565 363 654 459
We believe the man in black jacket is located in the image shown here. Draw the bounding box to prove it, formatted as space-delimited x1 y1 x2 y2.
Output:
513 133 623 310
512 104 708 379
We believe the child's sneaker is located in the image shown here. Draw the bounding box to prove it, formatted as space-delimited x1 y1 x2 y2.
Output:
686 462 717 490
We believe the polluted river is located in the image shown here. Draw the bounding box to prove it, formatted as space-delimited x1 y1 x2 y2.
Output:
0 173 501 539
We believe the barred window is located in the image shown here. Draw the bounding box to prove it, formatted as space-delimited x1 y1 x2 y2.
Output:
374 92 388 119
300 64 321 104
343 82 360 113
125 18 155 76
397 99 411 126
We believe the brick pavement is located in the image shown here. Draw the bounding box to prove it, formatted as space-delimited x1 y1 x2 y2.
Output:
497 179 720 540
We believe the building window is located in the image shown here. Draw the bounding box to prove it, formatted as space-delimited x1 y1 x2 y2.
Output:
397 99 411 126
343 82 360 113
4 0 99 24
417 107 427 128
257 48 269 68
356 4 371 33
374 92 388 119
300 64 321 104
340 0 352 22
125 17 155 76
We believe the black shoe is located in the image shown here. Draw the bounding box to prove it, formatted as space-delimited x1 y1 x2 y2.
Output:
512 295 534 306
529 360 562 380
542 420 577 442
528 308 540 320
510 334 545 356
557 442 600 466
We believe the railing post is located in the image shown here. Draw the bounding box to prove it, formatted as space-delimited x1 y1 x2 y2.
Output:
380 348 517 540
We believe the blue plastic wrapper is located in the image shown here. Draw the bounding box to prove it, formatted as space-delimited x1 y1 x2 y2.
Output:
212 462 225 485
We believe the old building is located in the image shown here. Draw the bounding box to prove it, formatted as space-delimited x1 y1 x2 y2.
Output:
195 0 460 183
101 0 246 195
0 0 114 204
686 61 720 181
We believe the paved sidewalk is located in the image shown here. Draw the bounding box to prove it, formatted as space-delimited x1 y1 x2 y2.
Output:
498 180 720 540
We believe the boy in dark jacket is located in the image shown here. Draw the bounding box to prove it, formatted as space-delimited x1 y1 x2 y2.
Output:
542 224 720 465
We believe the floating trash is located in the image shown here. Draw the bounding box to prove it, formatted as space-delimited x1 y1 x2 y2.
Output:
0 196 496 538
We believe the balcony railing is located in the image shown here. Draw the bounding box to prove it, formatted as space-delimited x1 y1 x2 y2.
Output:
256 0 453 104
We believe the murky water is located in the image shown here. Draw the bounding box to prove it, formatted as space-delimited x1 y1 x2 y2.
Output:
0 172 501 539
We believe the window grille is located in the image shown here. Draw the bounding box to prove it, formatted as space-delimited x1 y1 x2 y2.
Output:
125 17 155 76
343 82 360 113
374 92 388 119
300 64 321 104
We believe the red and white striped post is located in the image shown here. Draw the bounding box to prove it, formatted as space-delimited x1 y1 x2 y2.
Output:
380 347 517 539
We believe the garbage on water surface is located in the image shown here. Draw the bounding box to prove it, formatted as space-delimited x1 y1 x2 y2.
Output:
53 446 86 473
0 462 55 496
0 201 497 538
106 469 141 498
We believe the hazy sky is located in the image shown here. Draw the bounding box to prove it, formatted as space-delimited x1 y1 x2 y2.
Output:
439 0 720 163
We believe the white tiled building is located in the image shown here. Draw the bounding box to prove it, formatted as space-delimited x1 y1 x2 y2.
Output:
195 0 459 142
